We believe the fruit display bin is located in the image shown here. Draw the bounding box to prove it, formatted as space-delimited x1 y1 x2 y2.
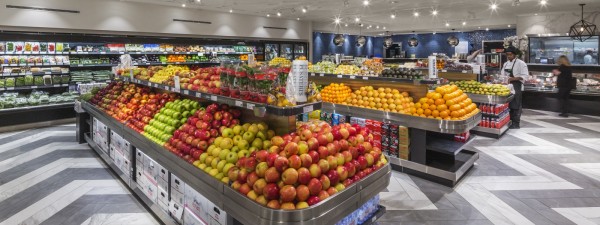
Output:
321 102 481 186
121 76 322 117
466 93 514 105
80 101 391 225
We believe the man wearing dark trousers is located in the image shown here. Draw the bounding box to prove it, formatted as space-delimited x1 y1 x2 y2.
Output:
501 47 529 129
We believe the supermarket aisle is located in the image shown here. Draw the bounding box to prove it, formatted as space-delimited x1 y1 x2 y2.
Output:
378 109 600 225
0 124 159 225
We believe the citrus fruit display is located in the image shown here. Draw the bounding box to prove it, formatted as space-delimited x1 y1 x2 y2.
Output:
343 86 414 113
409 84 479 120
321 83 352 104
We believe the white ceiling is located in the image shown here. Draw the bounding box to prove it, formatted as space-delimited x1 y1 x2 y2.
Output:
113 0 600 35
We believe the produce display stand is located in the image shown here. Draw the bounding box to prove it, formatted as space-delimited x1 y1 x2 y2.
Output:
321 103 480 187
308 72 439 85
467 94 514 139
78 86 391 225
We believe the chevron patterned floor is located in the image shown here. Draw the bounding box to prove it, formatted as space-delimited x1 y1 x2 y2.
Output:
1 109 599 225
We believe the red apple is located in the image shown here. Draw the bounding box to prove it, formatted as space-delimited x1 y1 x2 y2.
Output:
308 178 322 196
247 172 259 186
266 153 278 167
282 168 299 185
344 162 356 177
267 200 280 209
239 183 251 195
365 153 375 167
300 129 313 141
296 185 310 202
343 178 353 187
307 195 320 206
300 154 312 168
264 167 280 183
255 162 269 178
326 155 338 169
309 164 321 178
271 136 285 147
228 167 240 181
237 169 248 183
308 151 319 163
253 178 267 195
357 155 368 170
339 128 350 140
297 167 311 185
256 150 269 162
326 169 340 185
319 174 331 190
336 165 349 181
307 137 319 151
327 187 338 196
317 134 328 146
274 156 289 172
318 146 329 160
318 190 330 201
280 202 295 210
331 129 342 141
288 155 301 169
279 185 296 203
318 159 330 173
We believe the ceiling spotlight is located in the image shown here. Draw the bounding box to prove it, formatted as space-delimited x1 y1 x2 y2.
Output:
383 26 386 29
445 22 450 27
486 27 489 31
302 7 307 13
360 23 364 27
267 14 270 17
334 18 341 24
540 0 547 6
391 14 396 19
229 9 233 13
462 21 467 26
367 26 370 29
196 0 200 2
432 10 438 16
478 26 481 29
345 23 348 27
182 3 186 7
413 12 420 17
277 12 281 17
297 18 300 20
490 3 498 10
433 32 436 34
363 0 370 6
508 24 511 27
376 25 380 29
343 0 350 7
355 17 360 22
534 13 538 16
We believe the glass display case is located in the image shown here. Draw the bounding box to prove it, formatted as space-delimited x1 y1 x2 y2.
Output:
524 71 600 95
528 36 599 65
280 44 293 60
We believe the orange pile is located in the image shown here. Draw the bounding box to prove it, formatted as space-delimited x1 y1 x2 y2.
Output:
344 86 414 113
321 83 352 103
409 84 479 120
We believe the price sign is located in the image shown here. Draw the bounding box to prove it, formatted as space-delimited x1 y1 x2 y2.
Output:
441 70 447 72
349 76 356 79
210 95 217 101
235 101 243 107
195 92 202 98
310 73 316 76
303 105 314 113
337 75 343 78
362 77 369 80
6 87 14 90
183 90 189 95
100 52 106 55
31 86 38 89
173 76 181 92
319 73 325 77
247 103 255 110
54 84 60 87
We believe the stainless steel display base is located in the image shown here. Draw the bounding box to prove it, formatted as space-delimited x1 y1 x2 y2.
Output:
467 94 514 104
81 101 391 225
471 121 511 139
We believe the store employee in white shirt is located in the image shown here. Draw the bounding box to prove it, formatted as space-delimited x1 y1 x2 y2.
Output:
501 46 529 129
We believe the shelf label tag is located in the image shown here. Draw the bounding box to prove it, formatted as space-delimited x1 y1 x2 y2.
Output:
310 73 315 76
337 75 343 78
362 77 369 80
235 101 243 107
349 76 356 79
303 105 314 113
247 103 255 110
100 52 106 54
54 84 60 87
462 70 467 73
168 201 184 220
173 76 181 92
210 95 217 101
45 72 51 75
183 90 189 95
195 92 201 98
319 73 324 77
198 53 204 56
31 86 38 88
441 70 447 72
6 87 14 90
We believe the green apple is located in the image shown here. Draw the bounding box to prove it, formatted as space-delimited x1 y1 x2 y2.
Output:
251 138 263 149
214 137 224 147
248 147 258 153
222 128 234 138
267 130 275 139
237 139 249 150
247 124 259 134
211 158 220 169
221 177 229 184
173 112 181 120
199 153 209 162
211 147 221 158
232 125 243 135
220 138 234 150
225 152 238 164
223 163 235 173
198 164 207 170
256 131 267 141
242 123 251 131
217 160 227 172
209 168 219 177
231 146 240 153
203 166 212 174
263 140 272 149
242 131 255 142
205 155 215 165
233 135 242 145
219 149 231 160
335 183 345 192
257 122 268 132
206 145 216 154
215 173 224 180
238 150 249 158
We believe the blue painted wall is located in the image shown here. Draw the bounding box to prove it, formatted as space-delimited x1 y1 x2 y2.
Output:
312 32 378 62
313 29 515 61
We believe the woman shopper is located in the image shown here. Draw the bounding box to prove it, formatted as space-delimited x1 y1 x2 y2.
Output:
553 55 573 117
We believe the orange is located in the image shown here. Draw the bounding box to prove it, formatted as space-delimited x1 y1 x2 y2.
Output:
437 104 448 111
426 92 434 99
435 87 445 94
434 99 445 105
410 107 417 114
427 99 434 105
451 111 460 118
402 92 409 97
422 103 430 110
446 99 456 107
432 110 440 117
439 110 449 118
417 108 424 115
429 104 437 111
415 103 422 109
457 109 466 117
419 98 428 104
424 109 432 116
450 104 461 111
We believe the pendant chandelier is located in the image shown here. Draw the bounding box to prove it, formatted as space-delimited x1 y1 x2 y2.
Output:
384 31 393 48
569 4 597 42
356 24 366 47
408 31 419 47
333 24 345 46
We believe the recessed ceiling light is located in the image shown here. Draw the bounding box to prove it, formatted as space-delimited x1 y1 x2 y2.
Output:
413 12 420 17
345 23 348 27
229 9 233 13
267 14 270 17
433 32 436 34
391 14 396 19
445 22 450 27
462 21 467 26
432 10 438 16
508 24 511 27
478 26 481 29
490 3 498 10
486 27 489 31
363 0 369 6
334 18 341 24
534 13 538 15
196 0 200 2
360 23 364 27
297 18 300 20
540 0 547 6
376 25 380 29
367 26 370 29
181 3 186 7
277 12 281 17
383 26 386 29
355 17 360 22
302 7 307 13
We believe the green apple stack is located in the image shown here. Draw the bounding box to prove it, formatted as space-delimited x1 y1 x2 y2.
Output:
143 99 201 146
451 80 511 96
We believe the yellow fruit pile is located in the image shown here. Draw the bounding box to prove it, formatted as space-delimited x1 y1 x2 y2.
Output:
149 65 188 84
321 83 352 103
344 86 414 113
268 57 291 67
409 84 479 120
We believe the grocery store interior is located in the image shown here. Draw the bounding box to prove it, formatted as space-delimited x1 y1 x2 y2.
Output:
1 0 600 225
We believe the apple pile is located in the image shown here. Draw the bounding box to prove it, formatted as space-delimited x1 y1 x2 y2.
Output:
127 93 179 133
89 82 150 122
225 122 388 210
164 103 242 164
143 99 201 146
183 67 221 94
193 122 276 183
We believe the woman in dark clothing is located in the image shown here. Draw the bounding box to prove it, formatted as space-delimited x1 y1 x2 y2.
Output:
553 55 573 117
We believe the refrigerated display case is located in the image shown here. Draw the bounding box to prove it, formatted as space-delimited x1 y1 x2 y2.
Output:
264 43 279 61
294 43 307 59
280 43 293 60
528 35 599 65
